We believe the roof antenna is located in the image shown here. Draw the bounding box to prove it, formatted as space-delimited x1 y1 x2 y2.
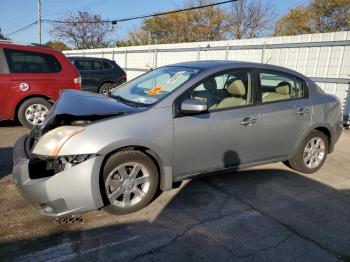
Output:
266 57 272 64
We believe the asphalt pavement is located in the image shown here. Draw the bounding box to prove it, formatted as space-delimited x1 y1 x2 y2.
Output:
0 121 350 262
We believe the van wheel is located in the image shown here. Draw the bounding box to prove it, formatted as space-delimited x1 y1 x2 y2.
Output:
286 130 328 174
18 98 52 129
99 83 115 96
103 150 159 215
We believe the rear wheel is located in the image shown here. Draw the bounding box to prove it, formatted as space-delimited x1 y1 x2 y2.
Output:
103 150 159 215
99 83 115 96
17 97 51 129
286 130 328 174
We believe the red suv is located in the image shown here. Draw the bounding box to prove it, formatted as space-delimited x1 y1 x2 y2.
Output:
0 41 81 128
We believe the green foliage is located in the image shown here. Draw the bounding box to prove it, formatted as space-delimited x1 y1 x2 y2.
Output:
128 0 228 45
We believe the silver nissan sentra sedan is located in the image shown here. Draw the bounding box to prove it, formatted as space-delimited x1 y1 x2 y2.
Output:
13 61 343 217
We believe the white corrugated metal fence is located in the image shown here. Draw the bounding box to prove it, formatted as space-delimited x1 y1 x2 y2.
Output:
64 31 350 117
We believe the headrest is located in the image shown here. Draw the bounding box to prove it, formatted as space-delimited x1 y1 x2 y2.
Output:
276 82 291 95
203 78 217 92
227 80 246 96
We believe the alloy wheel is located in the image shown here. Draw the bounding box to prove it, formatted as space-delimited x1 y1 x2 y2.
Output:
303 137 326 169
105 162 151 208
24 104 49 126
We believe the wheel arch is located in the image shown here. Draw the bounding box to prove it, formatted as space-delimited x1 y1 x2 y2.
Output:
99 145 172 205
98 80 116 89
293 125 333 158
314 126 332 153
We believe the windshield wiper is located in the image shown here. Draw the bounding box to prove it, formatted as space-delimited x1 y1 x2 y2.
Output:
111 95 145 107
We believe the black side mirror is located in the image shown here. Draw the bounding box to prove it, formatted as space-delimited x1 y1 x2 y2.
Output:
180 99 208 114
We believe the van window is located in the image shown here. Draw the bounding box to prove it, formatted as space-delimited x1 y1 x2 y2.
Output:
4 49 62 73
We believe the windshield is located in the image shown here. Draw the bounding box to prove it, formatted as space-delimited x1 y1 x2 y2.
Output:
111 66 200 105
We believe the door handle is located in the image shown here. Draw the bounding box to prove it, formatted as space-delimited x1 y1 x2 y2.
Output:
240 117 257 126
297 108 310 115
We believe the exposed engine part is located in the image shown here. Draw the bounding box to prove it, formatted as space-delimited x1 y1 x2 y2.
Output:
56 215 83 224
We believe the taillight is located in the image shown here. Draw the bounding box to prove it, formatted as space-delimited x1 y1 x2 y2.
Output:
122 73 127 82
73 76 81 89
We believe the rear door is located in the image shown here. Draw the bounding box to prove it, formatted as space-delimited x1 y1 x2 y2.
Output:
74 59 102 92
256 70 312 161
0 49 10 118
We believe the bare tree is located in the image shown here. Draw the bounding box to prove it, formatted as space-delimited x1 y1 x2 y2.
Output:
49 11 114 49
227 0 276 39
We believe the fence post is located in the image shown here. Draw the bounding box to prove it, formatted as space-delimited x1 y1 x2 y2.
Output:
197 46 201 61
112 50 115 61
225 44 229 60
154 48 158 68
261 42 266 63
124 49 128 72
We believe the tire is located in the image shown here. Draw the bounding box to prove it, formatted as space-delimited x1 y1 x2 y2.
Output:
99 83 115 96
102 150 159 215
286 130 329 174
17 97 52 129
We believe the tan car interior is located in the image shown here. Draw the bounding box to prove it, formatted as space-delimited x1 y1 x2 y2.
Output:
262 81 292 102
193 72 252 110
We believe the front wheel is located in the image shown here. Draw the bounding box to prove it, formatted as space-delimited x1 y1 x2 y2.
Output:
286 130 328 174
103 150 159 215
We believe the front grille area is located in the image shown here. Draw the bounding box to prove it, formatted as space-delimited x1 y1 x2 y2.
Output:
28 158 56 179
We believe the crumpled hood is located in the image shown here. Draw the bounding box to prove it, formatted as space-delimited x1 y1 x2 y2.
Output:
41 90 140 131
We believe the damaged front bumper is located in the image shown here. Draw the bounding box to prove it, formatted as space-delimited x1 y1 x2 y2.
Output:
12 134 105 218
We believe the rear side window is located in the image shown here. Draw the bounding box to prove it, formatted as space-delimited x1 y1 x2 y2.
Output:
75 59 103 71
4 49 62 73
259 71 305 103
93 60 103 70
102 61 113 69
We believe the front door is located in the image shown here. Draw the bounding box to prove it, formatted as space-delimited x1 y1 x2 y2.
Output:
173 69 259 178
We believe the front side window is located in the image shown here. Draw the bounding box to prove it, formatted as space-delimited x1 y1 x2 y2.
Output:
260 72 304 103
111 66 200 105
189 70 253 111
4 49 61 73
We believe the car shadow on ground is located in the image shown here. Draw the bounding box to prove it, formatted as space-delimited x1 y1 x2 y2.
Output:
0 120 20 127
1 166 350 261
0 147 13 179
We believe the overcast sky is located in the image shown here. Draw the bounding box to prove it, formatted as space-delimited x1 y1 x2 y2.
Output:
0 0 308 44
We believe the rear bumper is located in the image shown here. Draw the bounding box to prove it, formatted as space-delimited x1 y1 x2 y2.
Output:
344 115 350 129
12 134 104 218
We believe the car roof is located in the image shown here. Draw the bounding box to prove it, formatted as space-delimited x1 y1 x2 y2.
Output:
169 60 308 80
68 56 113 62
0 41 55 51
